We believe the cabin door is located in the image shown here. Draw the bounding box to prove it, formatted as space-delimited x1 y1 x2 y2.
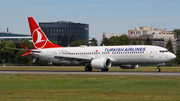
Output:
149 49 154 58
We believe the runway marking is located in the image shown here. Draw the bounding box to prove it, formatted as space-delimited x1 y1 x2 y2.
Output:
0 70 180 76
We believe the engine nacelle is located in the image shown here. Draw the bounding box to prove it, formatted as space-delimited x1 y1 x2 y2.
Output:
91 57 112 69
119 64 138 69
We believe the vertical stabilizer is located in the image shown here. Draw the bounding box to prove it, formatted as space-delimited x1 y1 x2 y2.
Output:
28 17 62 49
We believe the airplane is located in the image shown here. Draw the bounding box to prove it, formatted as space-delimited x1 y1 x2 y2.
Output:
14 17 177 72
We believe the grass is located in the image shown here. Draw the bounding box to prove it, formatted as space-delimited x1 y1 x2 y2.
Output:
0 66 180 100
0 74 180 101
0 66 180 72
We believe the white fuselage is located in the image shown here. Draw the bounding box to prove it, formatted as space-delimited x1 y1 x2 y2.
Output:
31 45 176 66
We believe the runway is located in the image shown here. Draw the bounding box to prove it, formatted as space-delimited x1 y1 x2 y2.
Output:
0 70 180 76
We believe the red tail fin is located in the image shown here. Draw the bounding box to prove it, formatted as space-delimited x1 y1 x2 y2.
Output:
28 17 62 49
21 42 31 57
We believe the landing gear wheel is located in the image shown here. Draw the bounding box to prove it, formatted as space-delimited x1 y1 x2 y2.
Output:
101 68 109 72
85 66 92 71
156 68 161 72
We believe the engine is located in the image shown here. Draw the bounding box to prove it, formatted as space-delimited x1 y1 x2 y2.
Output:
119 64 138 69
91 57 112 69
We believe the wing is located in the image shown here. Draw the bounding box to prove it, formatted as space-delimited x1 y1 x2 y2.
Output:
54 55 92 64
6 47 41 53
6 47 26 51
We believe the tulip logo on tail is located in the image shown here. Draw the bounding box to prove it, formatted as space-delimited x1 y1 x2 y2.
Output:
32 28 48 49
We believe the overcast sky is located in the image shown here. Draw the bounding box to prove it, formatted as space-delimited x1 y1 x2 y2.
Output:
0 0 180 42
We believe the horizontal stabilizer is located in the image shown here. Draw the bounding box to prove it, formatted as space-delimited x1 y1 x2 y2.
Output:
21 42 31 57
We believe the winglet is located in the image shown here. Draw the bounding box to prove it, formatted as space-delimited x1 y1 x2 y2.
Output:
21 41 31 57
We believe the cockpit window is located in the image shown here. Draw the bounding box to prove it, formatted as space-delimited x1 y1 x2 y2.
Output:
159 50 169 53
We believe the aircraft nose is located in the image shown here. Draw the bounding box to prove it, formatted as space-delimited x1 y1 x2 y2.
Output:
169 53 176 60
172 53 176 59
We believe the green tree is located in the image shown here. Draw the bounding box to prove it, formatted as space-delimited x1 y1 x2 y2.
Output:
166 39 175 66
14 42 21 48
15 51 30 64
4 42 16 63
166 39 174 53
109 36 121 45
69 40 89 47
144 37 152 45
108 34 131 45
120 34 131 45
101 35 131 46
176 45 180 65
173 29 180 38
132 40 137 45
89 38 98 46
0 42 8 63
23 39 33 49
100 37 109 46
137 39 142 45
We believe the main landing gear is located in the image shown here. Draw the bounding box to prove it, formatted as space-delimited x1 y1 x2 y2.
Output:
85 65 92 71
101 69 109 72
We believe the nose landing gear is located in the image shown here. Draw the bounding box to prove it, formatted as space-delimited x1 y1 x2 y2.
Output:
156 63 167 72
156 67 161 72
85 64 92 71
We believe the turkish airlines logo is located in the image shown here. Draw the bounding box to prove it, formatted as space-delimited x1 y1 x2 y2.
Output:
32 28 47 49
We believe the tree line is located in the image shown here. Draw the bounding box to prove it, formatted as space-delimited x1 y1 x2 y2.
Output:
101 35 153 46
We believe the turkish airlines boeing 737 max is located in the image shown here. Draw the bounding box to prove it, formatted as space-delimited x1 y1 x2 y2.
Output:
19 17 176 72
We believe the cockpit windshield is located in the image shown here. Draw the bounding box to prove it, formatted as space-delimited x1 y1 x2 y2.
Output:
159 50 169 53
